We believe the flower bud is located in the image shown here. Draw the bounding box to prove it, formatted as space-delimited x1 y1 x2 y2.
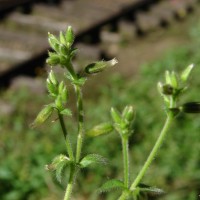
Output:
86 122 114 137
122 106 135 123
181 64 194 82
49 70 58 85
85 58 118 74
46 54 60 66
31 104 53 127
181 102 200 113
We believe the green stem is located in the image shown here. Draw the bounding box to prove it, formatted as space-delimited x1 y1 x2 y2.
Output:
130 113 173 190
63 165 76 200
74 85 84 163
122 136 129 188
58 113 74 161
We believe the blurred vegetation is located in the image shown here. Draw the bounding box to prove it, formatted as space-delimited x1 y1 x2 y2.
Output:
1 22 200 200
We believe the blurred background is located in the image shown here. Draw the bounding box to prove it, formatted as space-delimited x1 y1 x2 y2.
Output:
0 0 200 199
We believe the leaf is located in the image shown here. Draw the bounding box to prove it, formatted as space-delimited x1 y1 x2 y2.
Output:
86 122 114 137
46 154 71 183
137 184 165 197
31 104 54 128
98 179 125 193
60 109 72 116
80 154 107 168
55 161 67 183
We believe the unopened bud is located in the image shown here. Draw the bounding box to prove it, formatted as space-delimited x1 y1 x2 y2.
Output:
85 58 118 74
86 122 114 137
31 105 54 128
122 106 135 123
181 64 194 82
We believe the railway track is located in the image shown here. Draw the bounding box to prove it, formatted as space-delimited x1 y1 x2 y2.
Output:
0 0 198 88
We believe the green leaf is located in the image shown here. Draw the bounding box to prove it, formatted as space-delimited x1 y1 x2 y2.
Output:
31 104 54 128
86 122 114 137
60 109 72 116
139 186 165 196
80 154 107 168
181 64 194 82
99 179 125 193
46 154 71 183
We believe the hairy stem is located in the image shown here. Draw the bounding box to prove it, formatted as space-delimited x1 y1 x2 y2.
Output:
130 113 173 190
74 85 84 163
63 165 76 200
58 113 74 161
122 136 129 188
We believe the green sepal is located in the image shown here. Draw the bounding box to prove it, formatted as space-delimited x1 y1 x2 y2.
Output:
59 44 69 55
98 179 125 193
48 32 60 51
86 122 114 137
48 70 58 85
170 71 178 89
61 87 68 102
65 26 75 47
181 64 194 82
80 154 107 168
31 104 54 128
46 79 58 97
122 106 135 124
66 73 87 86
59 31 66 44
55 96 64 111
58 81 64 94
110 107 121 124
